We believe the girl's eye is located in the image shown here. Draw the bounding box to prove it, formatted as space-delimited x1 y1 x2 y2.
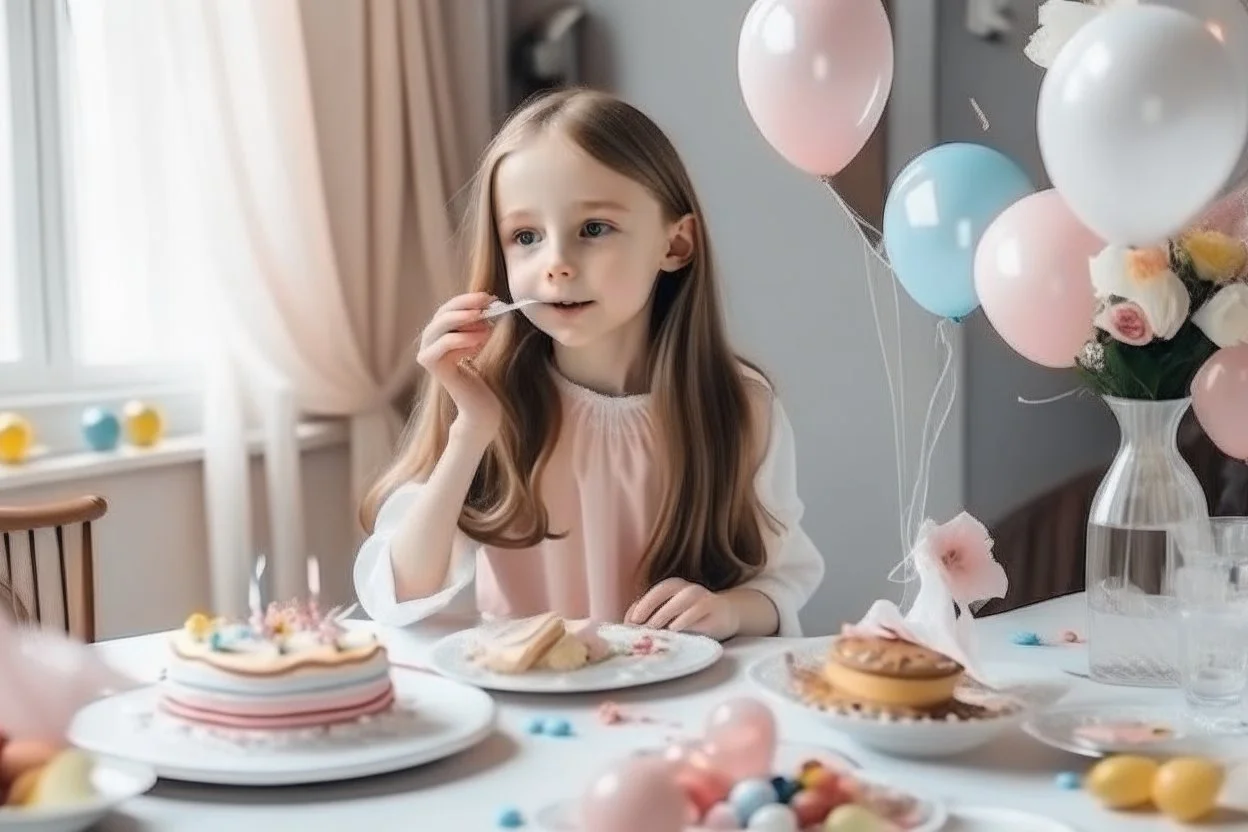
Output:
583 221 612 238
513 230 539 246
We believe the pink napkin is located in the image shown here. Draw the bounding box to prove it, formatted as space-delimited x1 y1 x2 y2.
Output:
842 512 1007 682
0 612 141 744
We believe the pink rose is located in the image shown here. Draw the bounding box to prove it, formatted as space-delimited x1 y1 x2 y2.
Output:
1095 301 1155 347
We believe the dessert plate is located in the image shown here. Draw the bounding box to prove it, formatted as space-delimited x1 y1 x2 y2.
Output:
746 640 1071 758
66 671 496 786
428 623 723 694
0 757 155 832
1021 702 1239 759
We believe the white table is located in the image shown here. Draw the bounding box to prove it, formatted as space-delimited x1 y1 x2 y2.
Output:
85 594 1231 831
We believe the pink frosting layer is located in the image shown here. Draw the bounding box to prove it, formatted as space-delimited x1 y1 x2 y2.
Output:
161 685 396 730
164 676 394 717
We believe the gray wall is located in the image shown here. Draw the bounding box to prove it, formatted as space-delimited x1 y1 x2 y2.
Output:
937 0 1116 525
509 0 960 635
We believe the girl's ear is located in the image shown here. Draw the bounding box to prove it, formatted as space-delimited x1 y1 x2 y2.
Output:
660 214 697 273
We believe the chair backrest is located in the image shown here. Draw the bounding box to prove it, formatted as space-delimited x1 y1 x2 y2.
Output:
0 496 107 642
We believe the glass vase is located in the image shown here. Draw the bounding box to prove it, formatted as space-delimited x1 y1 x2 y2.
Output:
1086 396 1211 687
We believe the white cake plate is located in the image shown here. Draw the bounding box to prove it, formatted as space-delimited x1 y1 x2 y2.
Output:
66 671 497 786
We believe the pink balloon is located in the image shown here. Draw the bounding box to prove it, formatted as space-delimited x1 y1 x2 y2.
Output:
580 757 687 832
1192 345 1248 461
701 697 777 781
738 0 894 176
974 189 1103 368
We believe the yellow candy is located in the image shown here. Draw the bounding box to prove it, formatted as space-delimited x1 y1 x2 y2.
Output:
823 804 887 832
1152 757 1223 822
0 412 33 464
123 400 164 447
1086 755 1159 809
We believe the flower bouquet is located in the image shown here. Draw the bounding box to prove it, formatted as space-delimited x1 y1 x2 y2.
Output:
1075 229 1247 400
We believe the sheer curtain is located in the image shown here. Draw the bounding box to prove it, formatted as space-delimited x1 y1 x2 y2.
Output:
69 0 490 613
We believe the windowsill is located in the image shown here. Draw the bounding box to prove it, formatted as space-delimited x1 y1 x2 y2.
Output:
0 419 350 492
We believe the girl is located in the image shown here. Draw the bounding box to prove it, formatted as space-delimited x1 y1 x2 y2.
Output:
354 88 824 639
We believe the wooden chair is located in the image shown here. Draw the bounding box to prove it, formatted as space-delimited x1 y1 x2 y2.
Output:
0 495 107 642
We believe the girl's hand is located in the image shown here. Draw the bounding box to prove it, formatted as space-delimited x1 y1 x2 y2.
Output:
416 292 502 439
625 578 741 642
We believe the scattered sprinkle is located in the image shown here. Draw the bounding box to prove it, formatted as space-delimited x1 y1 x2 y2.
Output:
596 700 682 729
526 717 546 735
1011 631 1043 646
1060 629 1083 644
1055 771 1082 790
497 807 525 828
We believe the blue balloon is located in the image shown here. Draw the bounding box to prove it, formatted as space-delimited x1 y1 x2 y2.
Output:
81 407 121 452
883 142 1034 320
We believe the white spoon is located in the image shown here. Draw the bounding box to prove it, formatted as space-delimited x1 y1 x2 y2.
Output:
483 297 541 320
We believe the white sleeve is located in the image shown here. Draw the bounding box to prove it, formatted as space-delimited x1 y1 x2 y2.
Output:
740 397 826 637
352 482 479 627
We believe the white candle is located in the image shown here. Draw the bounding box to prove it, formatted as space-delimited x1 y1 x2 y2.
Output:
307 555 321 608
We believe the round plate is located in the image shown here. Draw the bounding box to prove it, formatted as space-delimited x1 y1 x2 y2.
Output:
428 624 723 693
534 764 946 832
944 806 1077 831
747 642 1071 758
66 672 496 786
0 757 156 832
1021 702 1234 759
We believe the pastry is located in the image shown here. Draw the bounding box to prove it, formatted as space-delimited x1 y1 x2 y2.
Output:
470 613 615 674
823 635 964 709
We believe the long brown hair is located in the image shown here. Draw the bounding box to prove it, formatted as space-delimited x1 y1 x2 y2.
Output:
362 88 777 593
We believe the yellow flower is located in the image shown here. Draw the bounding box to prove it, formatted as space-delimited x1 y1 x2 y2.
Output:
183 612 212 641
1182 230 1247 283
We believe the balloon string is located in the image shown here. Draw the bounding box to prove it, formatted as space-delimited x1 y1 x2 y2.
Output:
1018 387 1082 405
889 319 958 614
821 177 910 563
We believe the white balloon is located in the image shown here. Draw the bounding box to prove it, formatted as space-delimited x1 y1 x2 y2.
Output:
1150 0 1248 196
1038 5 1248 245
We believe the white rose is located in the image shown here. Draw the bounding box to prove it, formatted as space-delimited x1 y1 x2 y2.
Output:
1089 245 1190 340
1024 0 1136 69
1193 283 1248 348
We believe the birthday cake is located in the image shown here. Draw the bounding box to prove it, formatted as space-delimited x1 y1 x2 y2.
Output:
159 602 395 732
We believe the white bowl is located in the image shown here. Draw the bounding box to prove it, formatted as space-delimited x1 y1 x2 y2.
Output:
0 756 156 832
746 641 1071 758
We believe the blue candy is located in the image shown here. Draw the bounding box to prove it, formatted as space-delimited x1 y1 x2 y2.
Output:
769 775 799 803
729 779 779 824
1055 771 1082 790
1011 631 1043 646
497 807 525 828
526 718 546 735
545 718 573 737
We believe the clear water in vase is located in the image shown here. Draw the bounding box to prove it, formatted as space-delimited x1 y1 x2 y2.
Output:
1087 523 1179 687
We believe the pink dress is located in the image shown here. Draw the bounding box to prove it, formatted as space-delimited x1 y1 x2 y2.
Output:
353 369 825 636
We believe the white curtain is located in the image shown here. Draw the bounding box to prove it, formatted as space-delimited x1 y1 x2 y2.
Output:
70 0 491 613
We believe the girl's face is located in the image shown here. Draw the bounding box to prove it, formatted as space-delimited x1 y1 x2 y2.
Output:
492 131 693 355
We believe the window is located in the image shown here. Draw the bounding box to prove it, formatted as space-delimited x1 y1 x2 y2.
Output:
1 0 204 399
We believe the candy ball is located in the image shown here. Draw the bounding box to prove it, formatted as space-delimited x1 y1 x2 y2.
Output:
769 775 800 803
823 804 888 832
1151 757 1224 822
1085 755 1158 809
580 757 687 832
1011 631 1042 646
729 779 779 824
122 400 163 447
545 718 573 737
80 407 120 451
526 717 545 735
0 412 33 464
702 803 743 829
747 803 799 830
790 789 837 827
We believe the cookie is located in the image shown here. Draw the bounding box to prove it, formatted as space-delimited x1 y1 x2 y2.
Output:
823 635 964 709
